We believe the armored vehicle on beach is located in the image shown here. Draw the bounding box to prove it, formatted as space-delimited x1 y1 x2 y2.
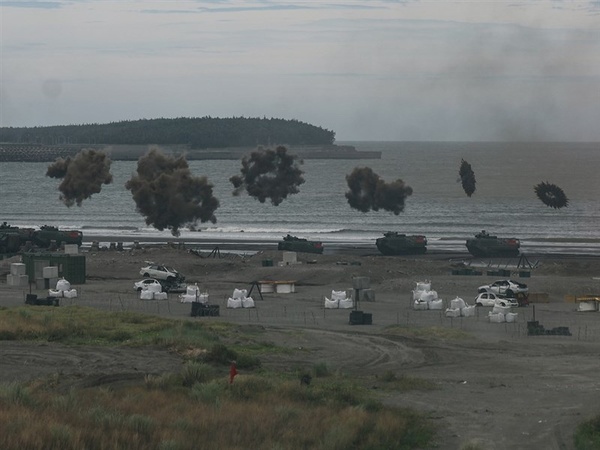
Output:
277 235 324 254
0 222 35 253
375 232 427 255
33 225 83 248
465 230 520 257
0 223 83 254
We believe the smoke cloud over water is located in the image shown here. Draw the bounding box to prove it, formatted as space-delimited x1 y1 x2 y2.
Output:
125 150 219 236
534 181 569 209
230 146 305 206
345 167 413 215
459 159 476 197
46 149 113 207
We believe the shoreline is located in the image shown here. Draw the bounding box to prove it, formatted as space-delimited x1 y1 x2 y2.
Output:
80 234 600 260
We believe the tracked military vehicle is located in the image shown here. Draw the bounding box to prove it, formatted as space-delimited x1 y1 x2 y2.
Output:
33 225 83 248
0 222 83 254
277 235 324 254
466 230 520 257
0 222 35 253
375 232 427 255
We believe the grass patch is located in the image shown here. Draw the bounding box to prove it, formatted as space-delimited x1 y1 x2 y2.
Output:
0 307 277 361
0 375 435 450
575 414 600 449
0 306 436 449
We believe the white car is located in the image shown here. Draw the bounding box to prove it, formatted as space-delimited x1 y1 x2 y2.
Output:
133 278 162 292
139 263 182 282
474 292 519 307
478 279 528 298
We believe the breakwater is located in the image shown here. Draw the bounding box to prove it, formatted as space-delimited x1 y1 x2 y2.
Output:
0 143 381 161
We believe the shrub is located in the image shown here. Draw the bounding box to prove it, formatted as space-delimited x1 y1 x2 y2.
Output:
313 361 329 377
0 382 34 407
204 343 237 365
181 361 213 387
190 380 225 404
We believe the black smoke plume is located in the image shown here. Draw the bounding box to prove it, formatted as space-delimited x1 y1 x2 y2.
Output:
230 145 304 206
125 150 219 236
459 159 476 197
534 181 569 209
345 167 413 215
46 149 113 207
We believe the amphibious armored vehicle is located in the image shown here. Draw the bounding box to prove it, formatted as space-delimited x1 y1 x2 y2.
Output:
465 230 520 257
0 223 83 253
33 225 83 248
277 235 324 254
375 232 427 255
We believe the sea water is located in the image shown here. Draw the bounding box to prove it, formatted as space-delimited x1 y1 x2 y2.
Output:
1 141 599 255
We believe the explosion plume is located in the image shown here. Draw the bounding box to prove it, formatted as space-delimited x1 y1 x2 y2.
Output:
345 167 413 215
534 181 569 209
125 150 219 236
46 149 113 207
230 146 304 206
459 159 476 197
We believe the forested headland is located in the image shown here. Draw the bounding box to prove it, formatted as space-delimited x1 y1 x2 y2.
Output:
0 117 336 148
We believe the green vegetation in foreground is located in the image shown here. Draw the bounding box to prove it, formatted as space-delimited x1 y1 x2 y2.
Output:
575 414 600 449
0 306 435 450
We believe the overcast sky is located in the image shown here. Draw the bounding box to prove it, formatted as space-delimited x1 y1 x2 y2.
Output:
1 0 599 141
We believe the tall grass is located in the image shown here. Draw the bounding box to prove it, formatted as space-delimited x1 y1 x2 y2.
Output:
0 306 435 449
0 375 434 450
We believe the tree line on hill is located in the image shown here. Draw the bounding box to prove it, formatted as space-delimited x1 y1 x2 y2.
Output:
0 117 336 148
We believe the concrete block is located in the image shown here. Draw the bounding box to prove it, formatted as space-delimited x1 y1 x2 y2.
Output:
7 274 29 287
259 282 275 293
64 244 79 254
48 277 59 290
10 263 26 276
282 251 297 264
36 278 46 289
275 282 296 293
43 266 59 279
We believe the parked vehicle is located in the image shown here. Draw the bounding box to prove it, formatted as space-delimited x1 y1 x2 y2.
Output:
475 291 523 307
375 232 427 255
140 263 183 282
495 297 520 308
466 230 520 257
474 291 503 307
133 278 162 292
277 235 324 254
478 279 528 298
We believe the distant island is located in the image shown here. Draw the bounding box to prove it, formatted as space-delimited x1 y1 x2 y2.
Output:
0 117 381 161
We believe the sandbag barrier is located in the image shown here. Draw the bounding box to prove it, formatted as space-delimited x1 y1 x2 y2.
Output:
527 320 571 336
349 310 372 325
191 302 220 317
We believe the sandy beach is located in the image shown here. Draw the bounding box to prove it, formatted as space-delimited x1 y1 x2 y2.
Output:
2 244 600 449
